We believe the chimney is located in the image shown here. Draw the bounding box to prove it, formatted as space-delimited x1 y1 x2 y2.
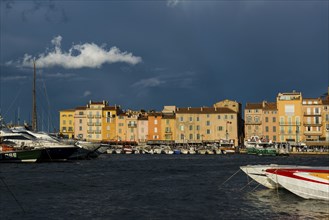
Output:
201 107 203 111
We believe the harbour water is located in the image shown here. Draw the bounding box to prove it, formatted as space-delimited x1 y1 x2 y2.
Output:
1 154 328 220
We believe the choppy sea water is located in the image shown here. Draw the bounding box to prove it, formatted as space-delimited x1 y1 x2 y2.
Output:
1 154 328 220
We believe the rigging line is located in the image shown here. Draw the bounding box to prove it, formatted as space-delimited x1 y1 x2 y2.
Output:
41 79 54 133
0 177 26 213
4 87 23 119
218 169 241 189
239 179 255 191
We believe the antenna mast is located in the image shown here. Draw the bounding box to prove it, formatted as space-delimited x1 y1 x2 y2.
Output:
32 60 37 131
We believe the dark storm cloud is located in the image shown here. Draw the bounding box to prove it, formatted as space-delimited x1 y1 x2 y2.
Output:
0 1 328 129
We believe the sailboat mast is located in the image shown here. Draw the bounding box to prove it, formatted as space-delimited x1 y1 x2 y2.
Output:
32 60 37 131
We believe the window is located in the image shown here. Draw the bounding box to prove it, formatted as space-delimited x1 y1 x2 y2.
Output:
189 134 193 140
180 116 184 122
79 126 82 131
181 134 184 140
180 125 184 131
196 134 200 140
154 119 158 125
273 126 276 132
247 116 252 123
79 119 82 124
189 117 193 122
272 117 276 123
265 126 269 132
218 126 223 131
107 126 110 131
231 115 234 119
69 120 72 125
218 115 221 119
154 127 158 133
207 114 210 118
206 129 211 134
63 120 66 125
196 117 200 121
254 116 259 123
273 136 276 141
196 125 200 131
206 121 210 126
79 111 83 115
166 119 169 125
265 117 268 123
225 115 228 119
189 125 193 131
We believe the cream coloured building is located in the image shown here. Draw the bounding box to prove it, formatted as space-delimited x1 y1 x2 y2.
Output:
175 107 239 146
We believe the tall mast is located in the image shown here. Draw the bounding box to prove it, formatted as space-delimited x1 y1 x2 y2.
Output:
32 60 37 131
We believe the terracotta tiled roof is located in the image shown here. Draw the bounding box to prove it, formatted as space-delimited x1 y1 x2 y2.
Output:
103 106 119 110
176 107 235 114
245 103 263 110
148 112 162 117
162 114 176 119
323 99 329 105
263 102 277 110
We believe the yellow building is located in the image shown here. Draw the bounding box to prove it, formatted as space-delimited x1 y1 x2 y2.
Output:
175 106 239 146
102 106 120 141
323 99 329 142
74 106 87 140
277 91 303 143
59 109 75 138
244 101 278 142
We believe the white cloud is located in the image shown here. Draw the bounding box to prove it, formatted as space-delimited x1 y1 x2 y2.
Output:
83 90 91 97
1 75 28 82
167 0 179 7
132 77 165 88
42 72 77 78
10 35 142 69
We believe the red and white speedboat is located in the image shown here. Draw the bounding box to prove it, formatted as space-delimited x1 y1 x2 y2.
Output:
266 167 329 201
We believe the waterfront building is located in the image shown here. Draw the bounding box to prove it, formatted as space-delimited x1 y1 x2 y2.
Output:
74 106 87 140
137 115 148 143
102 105 121 141
214 99 244 143
302 98 323 143
323 99 329 142
244 101 278 142
59 109 75 138
277 91 303 143
175 106 238 146
148 112 162 141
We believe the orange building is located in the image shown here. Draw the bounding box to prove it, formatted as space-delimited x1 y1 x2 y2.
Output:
148 112 162 141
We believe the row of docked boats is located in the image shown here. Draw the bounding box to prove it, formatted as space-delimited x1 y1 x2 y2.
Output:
0 117 105 163
105 144 236 155
240 164 329 201
244 136 290 156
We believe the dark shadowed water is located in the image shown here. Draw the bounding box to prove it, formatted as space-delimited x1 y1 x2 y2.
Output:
1 154 328 220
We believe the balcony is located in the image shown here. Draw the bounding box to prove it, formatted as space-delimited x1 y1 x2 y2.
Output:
94 130 101 134
245 121 262 125
303 131 322 136
87 115 94 119
303 122 322 126
95 122 102 126
128 123 137 128
87 122 94 126
279 122 301 126
95 115 101 119
87 130 94 134
303 112 321 116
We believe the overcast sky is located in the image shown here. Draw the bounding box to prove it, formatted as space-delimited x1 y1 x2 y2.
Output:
0 0 328 131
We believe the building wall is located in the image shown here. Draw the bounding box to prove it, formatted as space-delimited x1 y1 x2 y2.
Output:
244 107 263 139
148 114 162 140
302 98 323 142
102 109 117 141
262 109 278 142
323 101 329 141
74 108 87 140
175 108 238 146
137 119 148 143
161 116 176 141
277 91 303 142
59 110 75 138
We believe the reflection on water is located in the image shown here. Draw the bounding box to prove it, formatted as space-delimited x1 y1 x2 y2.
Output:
245 189 329 220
